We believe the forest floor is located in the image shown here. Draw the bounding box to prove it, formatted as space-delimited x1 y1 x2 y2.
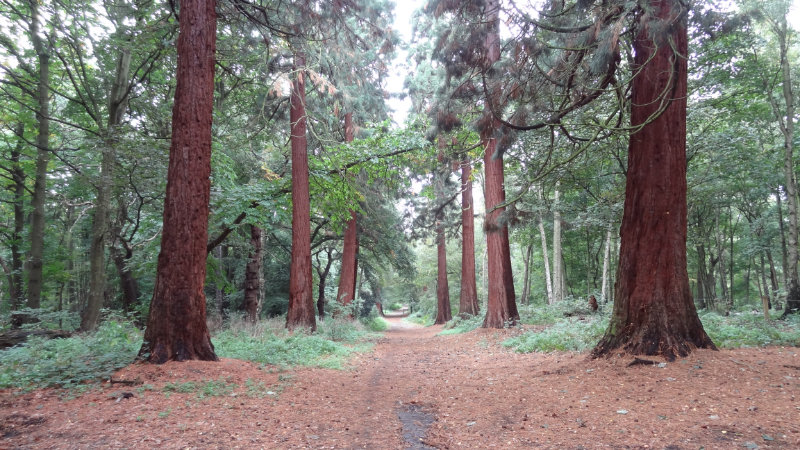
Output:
2 317 800 449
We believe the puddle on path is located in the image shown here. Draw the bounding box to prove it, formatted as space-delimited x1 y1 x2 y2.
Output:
396 403 436 450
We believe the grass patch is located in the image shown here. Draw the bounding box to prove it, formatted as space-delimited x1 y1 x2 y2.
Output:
362 316 390 332
699 311 800 348
0 320 141 390
503 316 608 353
213 318 376 370
439 314 483 335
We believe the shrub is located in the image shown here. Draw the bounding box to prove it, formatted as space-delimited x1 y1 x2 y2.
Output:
0 320 141 390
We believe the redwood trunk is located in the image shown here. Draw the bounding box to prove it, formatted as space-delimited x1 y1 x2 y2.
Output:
482 135 519 328
139 0 217 363
244 225 263 322
336 113 358 309
481 0 518 328
434 166 452 324
286 52 316 331
459 159 479 317
593 0 715 360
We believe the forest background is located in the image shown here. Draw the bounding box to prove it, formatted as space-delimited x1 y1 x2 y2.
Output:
2 0 800 386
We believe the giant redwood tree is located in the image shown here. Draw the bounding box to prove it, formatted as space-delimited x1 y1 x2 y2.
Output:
593 0 715 360
139 0 217 363
286 51 316 331
481 0 518 328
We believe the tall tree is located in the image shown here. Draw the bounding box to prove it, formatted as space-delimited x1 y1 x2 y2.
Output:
481 0 518 328
286 51 316 331
335 113 359 309
434 149 452 324
139 0 217 363
458 158 479 317
593 0 715 360
27 0 50 309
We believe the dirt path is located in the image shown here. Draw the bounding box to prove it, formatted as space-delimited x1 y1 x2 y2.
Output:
2 319 800 448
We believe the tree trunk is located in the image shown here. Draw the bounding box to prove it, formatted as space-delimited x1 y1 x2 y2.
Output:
552 186 564 302
776 188 788 287
316 248 334 320
593 0 715 360
139 0 218 363
481 0 518 328
10 122 25 310
459 159 479 317
110 245 139 314
482 135 519 327
82 47 132 331
521 243 533 305
601 225 613 303
336 113 358 309
434 164 452 324
244 225 263 323
286 51 316 331
773 14 800 315
537 201 554 304
27 0 50 309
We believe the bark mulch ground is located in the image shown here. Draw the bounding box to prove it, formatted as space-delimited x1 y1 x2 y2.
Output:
2 318 799 449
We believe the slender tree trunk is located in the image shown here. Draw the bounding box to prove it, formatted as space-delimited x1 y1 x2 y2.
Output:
538 202 553 304
27 0 50 309
336 113 358 309
215 245 227 319
773 15 800 315
776 188 788 287
316 249 334 319
552 186 564 303
767 249 779 300
244 225 263 323
10 123 25 310
286 51 316 331
82 47 132 331
521 243 533 305
601 225 613 303
139 0 217 363
459 159 480 317
434 162 452 324
593 0 715 360
434 217 452 324
695 244 710 309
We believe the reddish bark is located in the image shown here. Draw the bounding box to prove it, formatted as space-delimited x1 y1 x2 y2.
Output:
480 0 518 328
434 167 452 324
482 134 519 328
286 52 316 331
139 0 217 363
336 113 359 309
593 0 715 360
244 225 263 323
459 159 479 317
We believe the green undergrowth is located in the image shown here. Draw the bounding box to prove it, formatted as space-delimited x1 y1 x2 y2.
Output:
699 311 800 348
501 304 800 354
213 317 379 370
0 314 382 391
0 320 141 390
439 314 484 335
503 316 609 353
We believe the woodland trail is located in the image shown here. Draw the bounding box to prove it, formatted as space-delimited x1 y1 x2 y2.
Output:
2 319 800 448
